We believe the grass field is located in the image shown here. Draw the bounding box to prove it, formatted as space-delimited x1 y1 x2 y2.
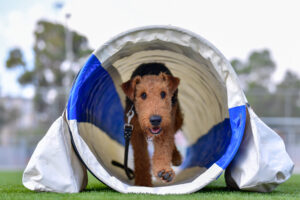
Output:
0 171 299 200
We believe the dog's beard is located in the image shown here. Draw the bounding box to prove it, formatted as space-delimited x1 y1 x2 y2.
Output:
146 134 153 141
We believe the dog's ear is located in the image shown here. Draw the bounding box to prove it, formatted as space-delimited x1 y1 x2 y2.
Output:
160 73 180 93
121 76 141 101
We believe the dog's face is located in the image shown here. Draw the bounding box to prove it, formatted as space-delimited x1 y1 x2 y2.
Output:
122 73 180 137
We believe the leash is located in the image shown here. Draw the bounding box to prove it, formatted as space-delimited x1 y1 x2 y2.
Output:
111 105 135 180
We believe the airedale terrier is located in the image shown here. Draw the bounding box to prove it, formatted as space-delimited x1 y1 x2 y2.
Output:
121 63 183 186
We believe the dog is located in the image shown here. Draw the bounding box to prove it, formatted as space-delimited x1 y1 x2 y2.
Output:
121 63 183 186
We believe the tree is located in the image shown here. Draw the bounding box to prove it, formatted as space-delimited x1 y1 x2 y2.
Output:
231 49 277 116
274 71 300 117
231 49 276 91
6 20 93 123
0 101 19 129
0 103 6 127
6 48 26 69
231 50 300 117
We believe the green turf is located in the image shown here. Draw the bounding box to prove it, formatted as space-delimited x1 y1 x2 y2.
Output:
0 171 299 200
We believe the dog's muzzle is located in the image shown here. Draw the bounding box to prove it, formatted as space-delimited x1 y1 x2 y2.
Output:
149 115 162 135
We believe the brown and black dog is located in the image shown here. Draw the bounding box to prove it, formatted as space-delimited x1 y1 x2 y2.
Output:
121 63 183 186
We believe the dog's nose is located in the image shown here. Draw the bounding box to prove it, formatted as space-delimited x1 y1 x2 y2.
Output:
150 115 162 126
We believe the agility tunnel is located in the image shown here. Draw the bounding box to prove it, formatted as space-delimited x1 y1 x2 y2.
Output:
23 26 294 194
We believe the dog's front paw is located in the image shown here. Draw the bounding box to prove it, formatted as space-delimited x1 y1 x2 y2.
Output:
156 168 175 183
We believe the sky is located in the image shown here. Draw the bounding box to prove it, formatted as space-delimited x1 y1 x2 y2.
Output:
0 0 300 98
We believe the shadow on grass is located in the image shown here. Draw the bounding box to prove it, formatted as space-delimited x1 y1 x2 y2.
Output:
83 182 287 197
84 185 240 194
200 185 231 193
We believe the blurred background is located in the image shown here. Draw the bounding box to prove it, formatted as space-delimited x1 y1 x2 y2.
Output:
0 0 299 173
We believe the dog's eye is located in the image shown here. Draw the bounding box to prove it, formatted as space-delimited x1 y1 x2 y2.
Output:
160 91 166 99
141 92 147 100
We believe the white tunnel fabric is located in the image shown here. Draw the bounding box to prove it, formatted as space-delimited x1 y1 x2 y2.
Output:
225 106 294 192
22 114 88 193
82 26 246 190
22 26 293 194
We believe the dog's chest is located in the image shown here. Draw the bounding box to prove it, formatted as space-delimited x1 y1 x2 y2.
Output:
147 139 154 157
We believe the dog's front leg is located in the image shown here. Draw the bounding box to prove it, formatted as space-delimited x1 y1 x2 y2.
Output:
152 133 175 183
131 130 152 186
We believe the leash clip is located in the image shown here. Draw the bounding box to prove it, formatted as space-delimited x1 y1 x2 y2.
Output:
124 105 134 140
126 105 134 124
